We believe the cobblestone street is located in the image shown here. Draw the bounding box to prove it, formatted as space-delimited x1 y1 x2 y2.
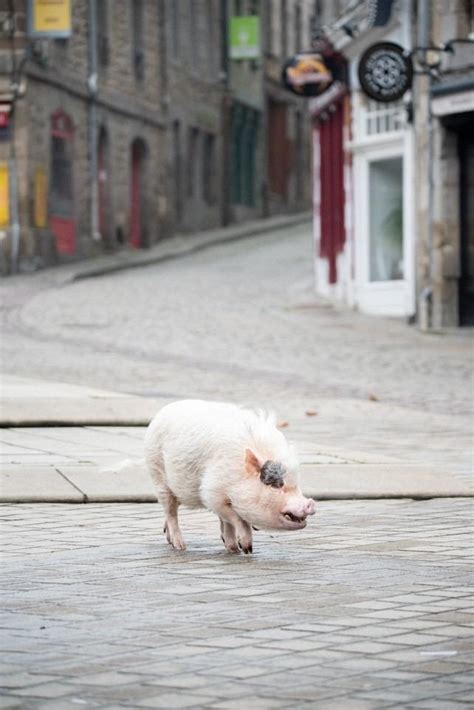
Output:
1 224 473 416
1 499 472 709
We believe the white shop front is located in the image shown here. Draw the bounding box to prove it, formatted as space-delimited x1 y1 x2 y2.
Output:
312 21 416 319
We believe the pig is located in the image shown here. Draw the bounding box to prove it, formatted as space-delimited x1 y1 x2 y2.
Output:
144 400 316 553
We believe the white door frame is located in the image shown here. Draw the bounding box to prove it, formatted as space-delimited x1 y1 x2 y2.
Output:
352 130 415 317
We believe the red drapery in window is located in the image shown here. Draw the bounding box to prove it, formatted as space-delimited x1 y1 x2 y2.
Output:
319 101 345 284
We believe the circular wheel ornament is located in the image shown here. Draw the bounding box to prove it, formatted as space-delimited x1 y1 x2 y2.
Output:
358 42 413 103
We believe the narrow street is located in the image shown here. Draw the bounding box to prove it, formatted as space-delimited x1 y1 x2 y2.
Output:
1 223 472 416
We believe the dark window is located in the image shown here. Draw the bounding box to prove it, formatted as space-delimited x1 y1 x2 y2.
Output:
266 0 273 56
170 0 179 54
189 0 197 65
132 0 145 80
248 0 258 15
294 2 302 52
202 133 216 205
187 127 199 197
206 0 214 73
281 0 287 57
96 0 109 67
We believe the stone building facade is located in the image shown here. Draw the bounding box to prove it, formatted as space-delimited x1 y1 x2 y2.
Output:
0 0 169 273
0 0 314 274
310 0 473 328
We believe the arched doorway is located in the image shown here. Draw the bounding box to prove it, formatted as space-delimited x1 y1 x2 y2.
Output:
97 126 110 244
50 110 75 254
129 138 147 248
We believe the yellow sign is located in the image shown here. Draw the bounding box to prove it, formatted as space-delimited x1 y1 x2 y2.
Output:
0 163 9 228
34 167 47 228
29 0 72 38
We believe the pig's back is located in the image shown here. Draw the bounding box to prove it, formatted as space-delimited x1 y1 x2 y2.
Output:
144 400 286 508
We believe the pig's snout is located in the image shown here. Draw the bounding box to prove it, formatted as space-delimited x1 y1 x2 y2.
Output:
281 497 316 530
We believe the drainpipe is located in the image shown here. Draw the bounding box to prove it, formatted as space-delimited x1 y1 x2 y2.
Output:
417 0 433 330
88 0 100 242
219 0 232 226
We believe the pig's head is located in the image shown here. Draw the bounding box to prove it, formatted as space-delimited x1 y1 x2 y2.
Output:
231 448 316 531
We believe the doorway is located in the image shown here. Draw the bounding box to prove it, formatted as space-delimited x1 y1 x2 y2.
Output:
130 138 147 248
49 110 75 255
459 122 474 325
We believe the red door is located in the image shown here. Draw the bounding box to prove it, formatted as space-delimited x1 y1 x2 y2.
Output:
50 110 76 255
130 142 141 248
319 101 345 284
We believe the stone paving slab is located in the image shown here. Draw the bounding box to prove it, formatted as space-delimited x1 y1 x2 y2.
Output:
0 499 472 708
0 422 472 502
300 464 473 499
0 466 84 503
0 375 163 426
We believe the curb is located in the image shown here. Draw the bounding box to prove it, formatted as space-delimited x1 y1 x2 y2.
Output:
69 212 312 282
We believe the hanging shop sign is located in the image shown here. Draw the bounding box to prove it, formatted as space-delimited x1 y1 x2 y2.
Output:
282 52 345 98
27 0 72 39
358 42 413 103
229 16 260 60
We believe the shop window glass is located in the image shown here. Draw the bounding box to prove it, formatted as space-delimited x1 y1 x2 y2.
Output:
369 156 404 281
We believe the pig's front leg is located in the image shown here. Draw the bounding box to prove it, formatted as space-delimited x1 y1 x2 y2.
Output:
216 503 253 554
219 517 240 554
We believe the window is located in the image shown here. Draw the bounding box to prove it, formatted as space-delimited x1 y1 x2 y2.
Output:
205 0 214 73
170 0 179 56
132 0 145 79
202 133 216 205
189 0 197 66
294 2 302 52
281 0 288 57
96 0 109 67
369 157 404 281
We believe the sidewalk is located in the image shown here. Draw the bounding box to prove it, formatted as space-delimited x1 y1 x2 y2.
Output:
1 375 472 503
47 212 311 285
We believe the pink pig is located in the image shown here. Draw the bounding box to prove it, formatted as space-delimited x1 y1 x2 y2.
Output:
144 400 316 553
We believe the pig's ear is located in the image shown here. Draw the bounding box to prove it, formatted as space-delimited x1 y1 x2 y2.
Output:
245 448 262 476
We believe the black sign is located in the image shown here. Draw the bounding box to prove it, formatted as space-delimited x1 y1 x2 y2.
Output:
283 50 348 98
282 53 334 97
358 42 412 102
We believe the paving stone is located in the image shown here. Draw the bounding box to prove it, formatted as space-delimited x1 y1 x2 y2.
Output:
0 499 472 708
0 467 84 502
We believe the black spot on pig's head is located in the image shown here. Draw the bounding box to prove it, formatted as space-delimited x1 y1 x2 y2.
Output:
260 460 286 488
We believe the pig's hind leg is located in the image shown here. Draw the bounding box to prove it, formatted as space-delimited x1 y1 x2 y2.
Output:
161 489 186 551
147 454 186 550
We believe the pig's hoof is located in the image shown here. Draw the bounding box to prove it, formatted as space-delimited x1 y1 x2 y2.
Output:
224 542 240 554
169 533 186 551
238 540 253 554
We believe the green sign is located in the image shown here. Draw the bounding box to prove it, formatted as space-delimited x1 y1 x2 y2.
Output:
229 16 260 60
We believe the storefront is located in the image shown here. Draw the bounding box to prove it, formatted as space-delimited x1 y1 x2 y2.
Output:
311 20 416 319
